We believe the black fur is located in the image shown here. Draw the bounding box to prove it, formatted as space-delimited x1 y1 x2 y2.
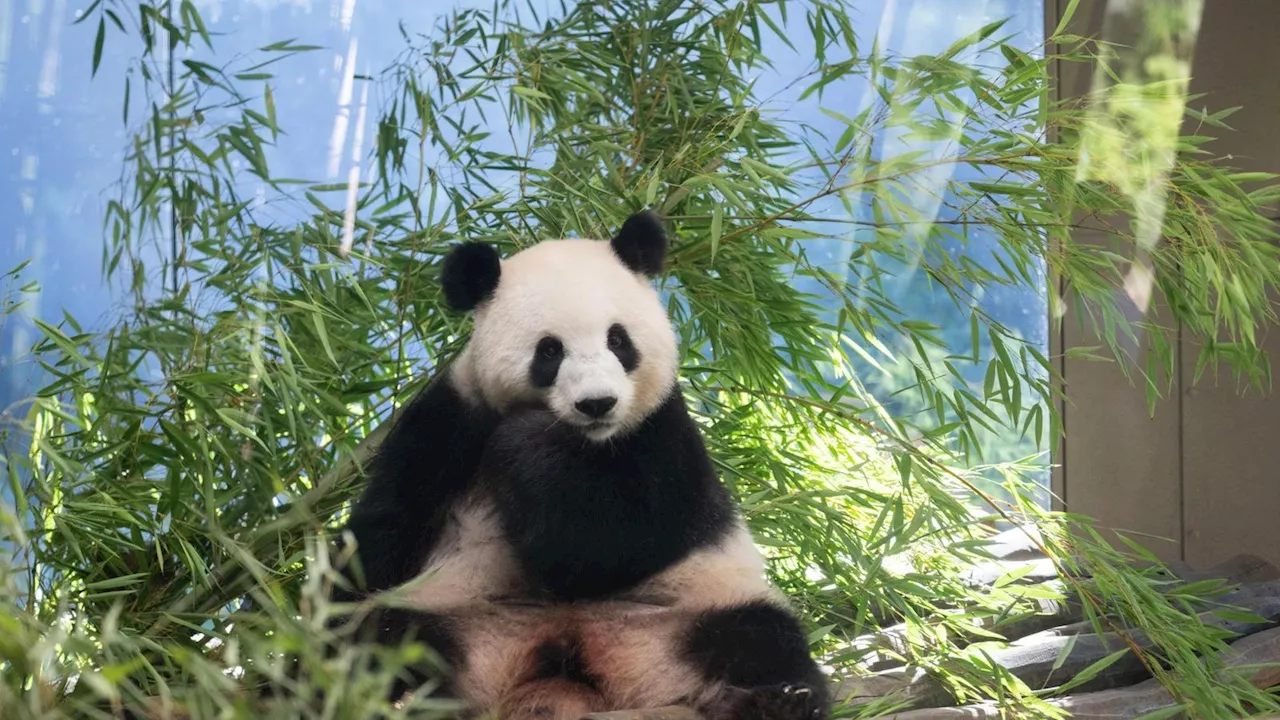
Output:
534 637 598 689
441 242 502 312
354 607 462 661
686 602 831 720
708 684 829 720
479 389 736 600
530 336 564 388
335 368 499 600
607 323 640 372
306 606 463 711
610 210 668 277
353 607 464 701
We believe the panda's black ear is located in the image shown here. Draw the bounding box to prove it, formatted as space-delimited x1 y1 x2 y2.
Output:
441 242 501 312
610 210 668 277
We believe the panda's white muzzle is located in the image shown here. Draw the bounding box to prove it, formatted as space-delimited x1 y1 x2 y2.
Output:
551 352 634 440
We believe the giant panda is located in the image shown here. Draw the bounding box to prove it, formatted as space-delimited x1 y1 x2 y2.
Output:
332 210 831 720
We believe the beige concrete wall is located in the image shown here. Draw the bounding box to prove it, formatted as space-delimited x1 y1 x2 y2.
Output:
1175 2 1280 569
1048 0 1280 567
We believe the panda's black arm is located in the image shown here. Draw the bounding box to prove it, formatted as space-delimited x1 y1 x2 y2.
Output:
481 391 737 601
334 368 498 600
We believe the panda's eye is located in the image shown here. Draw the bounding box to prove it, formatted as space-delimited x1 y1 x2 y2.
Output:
607 324 631 351
607 324 639 372
536 337 563 359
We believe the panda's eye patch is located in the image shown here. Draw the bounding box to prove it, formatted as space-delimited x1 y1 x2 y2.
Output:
607 324 639 372
530 336 564 388
536 337 564 359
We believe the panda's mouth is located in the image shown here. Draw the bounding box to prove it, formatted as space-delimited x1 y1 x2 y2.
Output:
576 418 619 440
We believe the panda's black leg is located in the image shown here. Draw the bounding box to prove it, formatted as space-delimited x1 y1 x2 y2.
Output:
708 684 827 720
684 601 830 720
342 607 464 704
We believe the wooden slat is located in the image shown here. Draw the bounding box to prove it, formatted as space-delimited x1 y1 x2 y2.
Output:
869 625 1280 719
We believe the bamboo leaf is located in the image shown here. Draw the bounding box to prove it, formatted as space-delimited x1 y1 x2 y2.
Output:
92 17 105 77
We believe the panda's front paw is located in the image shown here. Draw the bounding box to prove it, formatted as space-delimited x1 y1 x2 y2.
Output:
708 683 827 720
480 405 580 504
484 407 560 467
498 404 560 435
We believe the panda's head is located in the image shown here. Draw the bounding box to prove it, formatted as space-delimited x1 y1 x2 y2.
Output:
441 211 677 442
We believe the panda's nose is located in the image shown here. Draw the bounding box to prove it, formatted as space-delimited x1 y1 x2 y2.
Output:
575 396 617 419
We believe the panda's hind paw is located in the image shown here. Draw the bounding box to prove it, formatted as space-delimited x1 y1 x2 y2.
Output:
708 683 827 720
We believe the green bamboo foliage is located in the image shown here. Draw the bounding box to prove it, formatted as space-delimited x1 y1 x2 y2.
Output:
2 1 1279 718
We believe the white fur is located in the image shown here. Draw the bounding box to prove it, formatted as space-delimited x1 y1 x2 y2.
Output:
399 497 523 612
634 524 784 608
452 239 677 442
